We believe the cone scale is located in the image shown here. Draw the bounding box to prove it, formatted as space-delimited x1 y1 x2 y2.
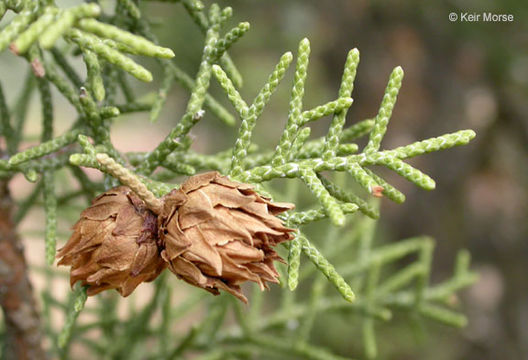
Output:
58 172 295 302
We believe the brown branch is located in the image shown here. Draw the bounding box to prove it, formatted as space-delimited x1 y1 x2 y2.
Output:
0 181 47 360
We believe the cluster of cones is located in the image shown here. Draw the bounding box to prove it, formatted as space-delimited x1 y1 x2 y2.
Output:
57 172 295 302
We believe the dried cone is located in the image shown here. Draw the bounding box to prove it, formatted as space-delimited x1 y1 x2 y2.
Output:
158 171 295 302
57 187 165 296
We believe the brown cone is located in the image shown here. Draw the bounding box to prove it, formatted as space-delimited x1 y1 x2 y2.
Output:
158 171 295 303
57 186 166 297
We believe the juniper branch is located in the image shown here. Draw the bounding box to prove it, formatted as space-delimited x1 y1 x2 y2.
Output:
0 3 478 360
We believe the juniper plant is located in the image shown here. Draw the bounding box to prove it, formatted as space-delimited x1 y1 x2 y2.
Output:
0 1 477 359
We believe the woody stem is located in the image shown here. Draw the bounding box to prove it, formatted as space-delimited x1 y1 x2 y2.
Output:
95 153 163 214
0 181 47 360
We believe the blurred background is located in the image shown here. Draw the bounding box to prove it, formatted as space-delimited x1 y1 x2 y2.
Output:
2 0 527 359
150 1 528 358
152 1 527 358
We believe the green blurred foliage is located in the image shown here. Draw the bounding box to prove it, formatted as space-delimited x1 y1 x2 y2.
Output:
0 0 525 359
140 1 527 359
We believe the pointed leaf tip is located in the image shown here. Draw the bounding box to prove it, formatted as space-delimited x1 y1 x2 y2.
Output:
466 129 477 139
240 22 250 30
161 48 175 58
394 65 404 75
424 179 436 191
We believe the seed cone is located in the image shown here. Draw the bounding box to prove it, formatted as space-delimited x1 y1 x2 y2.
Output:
57 186 165 296
158 171 295 302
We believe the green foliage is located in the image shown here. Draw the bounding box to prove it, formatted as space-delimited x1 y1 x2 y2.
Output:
0 1 477 359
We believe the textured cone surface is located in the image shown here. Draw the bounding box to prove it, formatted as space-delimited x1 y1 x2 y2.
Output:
159 171 295 302
57 187 165 296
